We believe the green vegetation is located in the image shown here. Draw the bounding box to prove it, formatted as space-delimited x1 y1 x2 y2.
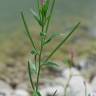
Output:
21 0 80 95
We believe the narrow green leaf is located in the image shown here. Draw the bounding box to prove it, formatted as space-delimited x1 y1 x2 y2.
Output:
45 0 56 34
30 9 42 26
44 22 80 63
21 12 37 51
28 61 35 90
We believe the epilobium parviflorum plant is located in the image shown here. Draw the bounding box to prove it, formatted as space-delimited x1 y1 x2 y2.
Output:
21 0 80 96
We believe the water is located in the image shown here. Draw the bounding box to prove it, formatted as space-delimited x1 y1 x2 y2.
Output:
0 0 96 33
0 0 96 62
0 0 31 32
0 0 96 40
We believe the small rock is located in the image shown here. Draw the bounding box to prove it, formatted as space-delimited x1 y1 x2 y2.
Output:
0 80 13 96
13 89 29 96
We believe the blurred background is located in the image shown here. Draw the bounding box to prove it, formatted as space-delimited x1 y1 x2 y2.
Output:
0 0 96 96
0 0 96 62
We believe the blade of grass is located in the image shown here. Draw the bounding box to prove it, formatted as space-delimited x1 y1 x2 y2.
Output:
21 12 37 51
28 61 35 90
45 0 56 34
44 22 80 63
36 0 41 21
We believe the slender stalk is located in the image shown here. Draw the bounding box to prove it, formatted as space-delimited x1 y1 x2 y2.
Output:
21 12 37 51
36 44 43 91
44 22 80 63
28 61 35 90
36 19 44 91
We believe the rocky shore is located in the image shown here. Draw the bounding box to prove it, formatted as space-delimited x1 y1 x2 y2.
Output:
0 54 96 96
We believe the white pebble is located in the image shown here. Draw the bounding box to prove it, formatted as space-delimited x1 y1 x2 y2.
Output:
13 89 29 96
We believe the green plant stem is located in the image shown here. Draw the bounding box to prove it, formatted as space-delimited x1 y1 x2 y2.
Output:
36 45 43 91
21 12 37 51
44 22 80 63
28 61 35 90
36 24 44 91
